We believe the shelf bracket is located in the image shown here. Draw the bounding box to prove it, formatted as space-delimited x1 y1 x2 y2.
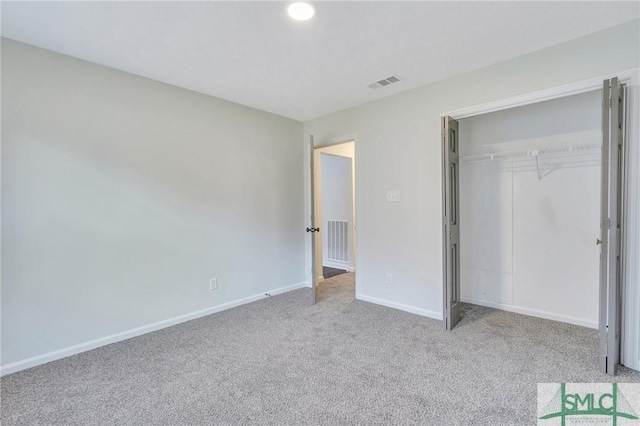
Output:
532 150 542 180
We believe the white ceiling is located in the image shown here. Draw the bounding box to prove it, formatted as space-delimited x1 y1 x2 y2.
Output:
2 1 638 121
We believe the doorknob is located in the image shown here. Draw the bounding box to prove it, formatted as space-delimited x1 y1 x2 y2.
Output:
306 227 320 233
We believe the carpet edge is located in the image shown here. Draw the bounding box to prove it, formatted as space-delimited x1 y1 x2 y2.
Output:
0 281 308 376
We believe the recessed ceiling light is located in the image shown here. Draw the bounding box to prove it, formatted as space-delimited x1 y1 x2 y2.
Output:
288 2 315 21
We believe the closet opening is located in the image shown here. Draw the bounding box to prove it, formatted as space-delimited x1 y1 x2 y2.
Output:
441 77 628 375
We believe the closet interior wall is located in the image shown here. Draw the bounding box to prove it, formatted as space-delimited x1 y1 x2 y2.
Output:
458 90 602 328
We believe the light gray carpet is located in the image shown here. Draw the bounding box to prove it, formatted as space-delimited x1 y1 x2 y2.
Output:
2 272 639 425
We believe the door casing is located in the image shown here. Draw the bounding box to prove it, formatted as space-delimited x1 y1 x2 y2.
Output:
307 135 358 304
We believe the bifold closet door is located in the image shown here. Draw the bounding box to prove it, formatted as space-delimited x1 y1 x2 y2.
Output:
308 135 318 305
599 77 624 375
442 116 461 330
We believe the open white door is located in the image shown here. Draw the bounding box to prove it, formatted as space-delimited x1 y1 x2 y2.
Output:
308 135 319 305
442 116 461 330
599 77 625 375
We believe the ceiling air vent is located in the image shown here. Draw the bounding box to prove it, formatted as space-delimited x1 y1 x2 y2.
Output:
368 75 402 89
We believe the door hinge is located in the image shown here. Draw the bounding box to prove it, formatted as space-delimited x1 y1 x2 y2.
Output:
604 96 612 108
603 218 614 229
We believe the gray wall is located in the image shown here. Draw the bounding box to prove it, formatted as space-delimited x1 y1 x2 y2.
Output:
1 39 305 367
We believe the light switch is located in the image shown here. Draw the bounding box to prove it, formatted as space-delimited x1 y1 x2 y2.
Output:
386 190 400 202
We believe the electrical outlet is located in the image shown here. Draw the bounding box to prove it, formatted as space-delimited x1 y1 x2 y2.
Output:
386 273 393 285
209 278 218 290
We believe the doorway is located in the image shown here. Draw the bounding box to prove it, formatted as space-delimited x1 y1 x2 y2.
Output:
441 77 629 375
459 90 602 330
309 140 356 304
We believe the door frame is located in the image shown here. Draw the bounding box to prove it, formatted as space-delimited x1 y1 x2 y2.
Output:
440 69 638 371
306 134 360 301
442 69 637 120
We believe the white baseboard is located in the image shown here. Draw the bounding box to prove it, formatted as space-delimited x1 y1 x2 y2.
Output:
346 266 356 272
357 294 442 321
322 260 350 270
461 296 598 329
0 281 307 376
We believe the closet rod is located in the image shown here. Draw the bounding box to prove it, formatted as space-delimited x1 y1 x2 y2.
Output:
459 140 601 163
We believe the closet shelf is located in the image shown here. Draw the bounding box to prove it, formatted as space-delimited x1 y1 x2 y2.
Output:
459 140 601 163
